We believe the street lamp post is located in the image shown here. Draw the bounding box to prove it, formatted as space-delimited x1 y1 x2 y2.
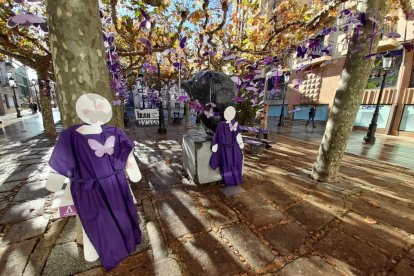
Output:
156 52 167 134
278 71 290 126
9 77 22 118
31 79 41 112
363 53 393 144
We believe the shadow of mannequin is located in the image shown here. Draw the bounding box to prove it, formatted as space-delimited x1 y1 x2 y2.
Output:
45 93 142 262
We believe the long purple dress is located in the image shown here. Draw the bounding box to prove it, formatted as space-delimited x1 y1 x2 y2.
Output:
209 121 243 185
49 124 141 271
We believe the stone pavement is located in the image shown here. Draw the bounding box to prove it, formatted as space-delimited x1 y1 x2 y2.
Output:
1 118 414 275
269 120 414 169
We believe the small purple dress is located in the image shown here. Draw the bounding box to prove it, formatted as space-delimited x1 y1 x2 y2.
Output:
49 124 141 271
210 121 243 185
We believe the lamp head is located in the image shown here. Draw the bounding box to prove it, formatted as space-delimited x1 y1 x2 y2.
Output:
8 77 15 87
155 52 163 64
284 71 291 82
382 52 393 70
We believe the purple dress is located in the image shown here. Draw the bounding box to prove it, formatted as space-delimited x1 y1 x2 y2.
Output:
49 125 141 271
209 121 243 185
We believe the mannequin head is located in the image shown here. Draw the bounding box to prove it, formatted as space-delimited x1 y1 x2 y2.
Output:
75 93 112 125
223 106 236 122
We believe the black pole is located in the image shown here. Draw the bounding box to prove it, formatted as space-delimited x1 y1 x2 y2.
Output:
278 81 288 126
157 62 167 134
12 86 22 118
363 70 387 144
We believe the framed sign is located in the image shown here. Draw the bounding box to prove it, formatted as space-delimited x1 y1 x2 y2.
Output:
135 109 159 126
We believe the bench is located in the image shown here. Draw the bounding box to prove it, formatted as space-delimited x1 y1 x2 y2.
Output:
239 126 274 155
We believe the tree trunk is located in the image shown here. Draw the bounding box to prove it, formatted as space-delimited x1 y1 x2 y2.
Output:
310 0 387 182
38 68 56 137
46 0 115 128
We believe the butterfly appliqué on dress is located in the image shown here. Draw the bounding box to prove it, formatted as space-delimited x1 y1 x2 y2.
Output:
88 135 115 157
229 121 238 132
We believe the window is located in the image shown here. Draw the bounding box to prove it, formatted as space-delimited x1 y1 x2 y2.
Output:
292 105 329 121
354 105 391 128
399 105 414 132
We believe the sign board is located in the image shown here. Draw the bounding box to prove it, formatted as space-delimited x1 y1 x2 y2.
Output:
59 205 77 217
135 109 159 126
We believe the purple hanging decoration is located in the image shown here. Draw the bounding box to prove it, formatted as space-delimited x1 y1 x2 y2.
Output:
296 45 307 59
139 8 151 30
179 36 187 49
7 13 46 28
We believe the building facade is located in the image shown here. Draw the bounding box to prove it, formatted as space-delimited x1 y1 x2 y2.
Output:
0 59 33 115
267 0 414 138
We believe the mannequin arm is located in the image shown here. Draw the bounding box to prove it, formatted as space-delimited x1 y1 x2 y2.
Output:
46 168 66 192
212 144 218 152
126 151 142 182
236 133 244 149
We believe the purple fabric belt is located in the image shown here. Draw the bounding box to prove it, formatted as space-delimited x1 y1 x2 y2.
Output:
70 169 125 189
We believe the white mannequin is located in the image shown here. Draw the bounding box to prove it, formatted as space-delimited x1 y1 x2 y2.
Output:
212 106 244 153
46 93 142 262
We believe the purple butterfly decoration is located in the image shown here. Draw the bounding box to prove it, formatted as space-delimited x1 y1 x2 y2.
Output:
308 39 320 50
296 45 307 59
113 99 122 106
179 36 187 49
229 121 238 132
173 62 183 69
231 76 241 85
223 54 236 61
262 56 273 65
235 58 246 67
88 136 115 158
386 32 401 39
339 8 352 18
7 13 45 28
320 27 332 36
246 86 258 92
147 65 158 72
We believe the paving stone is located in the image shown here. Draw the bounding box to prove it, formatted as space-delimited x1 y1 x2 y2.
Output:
5 170 33 182
13 181 49 202
0 181 21 192
221 223 274 268
315 229 388 275
276 256 342 275
0 198 46 224
350 192 414 234
392 258 414 276
3 216 48 244
146 221 168 261
76 251 153 275
142 198 157 221
0 238 38 275
339 166 368 177
249 182 299 207
154 257 182 276
56 217 77 244
38 218 68 249
156 196 210 240
198 194 238 226
230 193 285 227
180 232 245 275
42 242 100 276
286 202 334 230
153 188 188 201
359 176 400 189
340 212 412 258
263 222 307 255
